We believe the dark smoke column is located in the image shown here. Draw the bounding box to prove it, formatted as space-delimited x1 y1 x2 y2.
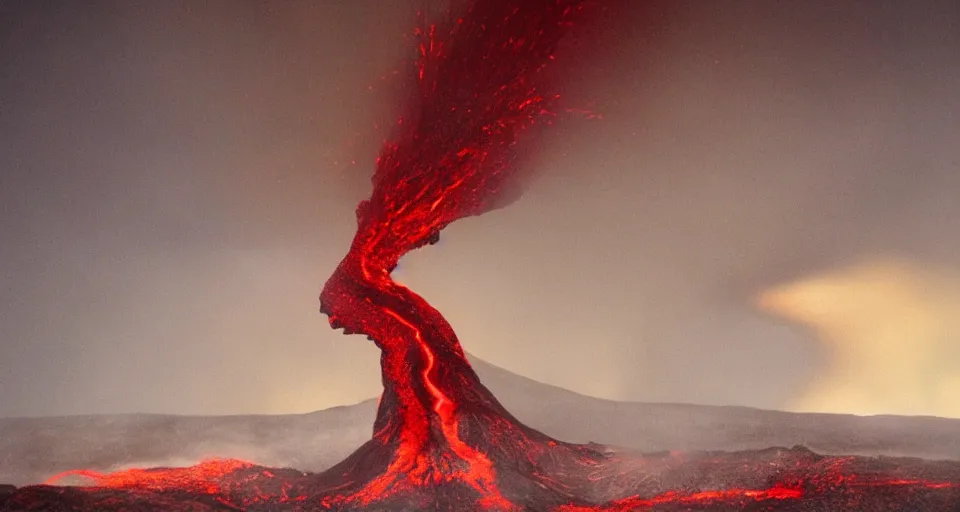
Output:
316 0 615 509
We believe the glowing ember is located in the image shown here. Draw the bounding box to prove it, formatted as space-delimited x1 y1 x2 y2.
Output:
6 1 960 511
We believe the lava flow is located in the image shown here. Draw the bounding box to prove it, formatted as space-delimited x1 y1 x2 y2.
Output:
5 0 960 511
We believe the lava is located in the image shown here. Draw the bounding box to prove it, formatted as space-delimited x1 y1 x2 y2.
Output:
44 459 255 491
6 0 960 511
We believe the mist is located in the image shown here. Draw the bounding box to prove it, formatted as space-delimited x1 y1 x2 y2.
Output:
760 257 960 417
1 0 958 418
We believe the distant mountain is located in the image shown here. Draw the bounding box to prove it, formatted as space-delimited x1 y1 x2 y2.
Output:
2 355 958 487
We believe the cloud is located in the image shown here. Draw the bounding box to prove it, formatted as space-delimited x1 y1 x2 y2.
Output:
757 257 960 418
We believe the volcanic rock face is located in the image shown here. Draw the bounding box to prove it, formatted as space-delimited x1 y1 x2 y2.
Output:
5 0 960 510
311 0 618 507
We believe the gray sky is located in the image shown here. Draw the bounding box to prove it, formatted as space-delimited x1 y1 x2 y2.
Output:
1 0 958 418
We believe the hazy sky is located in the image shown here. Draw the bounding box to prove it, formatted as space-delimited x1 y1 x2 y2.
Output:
2 0 958 418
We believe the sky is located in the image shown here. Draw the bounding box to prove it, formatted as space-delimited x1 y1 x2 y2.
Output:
1 0 958 418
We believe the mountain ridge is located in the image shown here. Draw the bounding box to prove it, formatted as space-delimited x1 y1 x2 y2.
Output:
2 355 958 488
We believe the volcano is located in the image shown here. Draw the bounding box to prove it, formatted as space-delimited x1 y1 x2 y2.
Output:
5 0 960 510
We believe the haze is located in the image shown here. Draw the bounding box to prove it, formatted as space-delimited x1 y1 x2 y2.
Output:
1 0 958 418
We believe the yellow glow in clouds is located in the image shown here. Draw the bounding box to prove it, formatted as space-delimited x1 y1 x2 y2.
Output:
757 257 960 418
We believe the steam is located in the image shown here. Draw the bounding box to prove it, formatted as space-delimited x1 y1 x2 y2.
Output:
757 257 960 418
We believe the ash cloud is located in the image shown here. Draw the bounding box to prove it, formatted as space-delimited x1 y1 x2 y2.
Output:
1 0 958 418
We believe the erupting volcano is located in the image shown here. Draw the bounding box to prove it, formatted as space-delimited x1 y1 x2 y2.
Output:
5 0 960 511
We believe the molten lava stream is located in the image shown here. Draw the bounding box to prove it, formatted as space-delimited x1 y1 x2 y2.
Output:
310 0 617 508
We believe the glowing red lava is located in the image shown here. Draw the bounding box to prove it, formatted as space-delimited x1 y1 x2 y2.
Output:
5 0 960 511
